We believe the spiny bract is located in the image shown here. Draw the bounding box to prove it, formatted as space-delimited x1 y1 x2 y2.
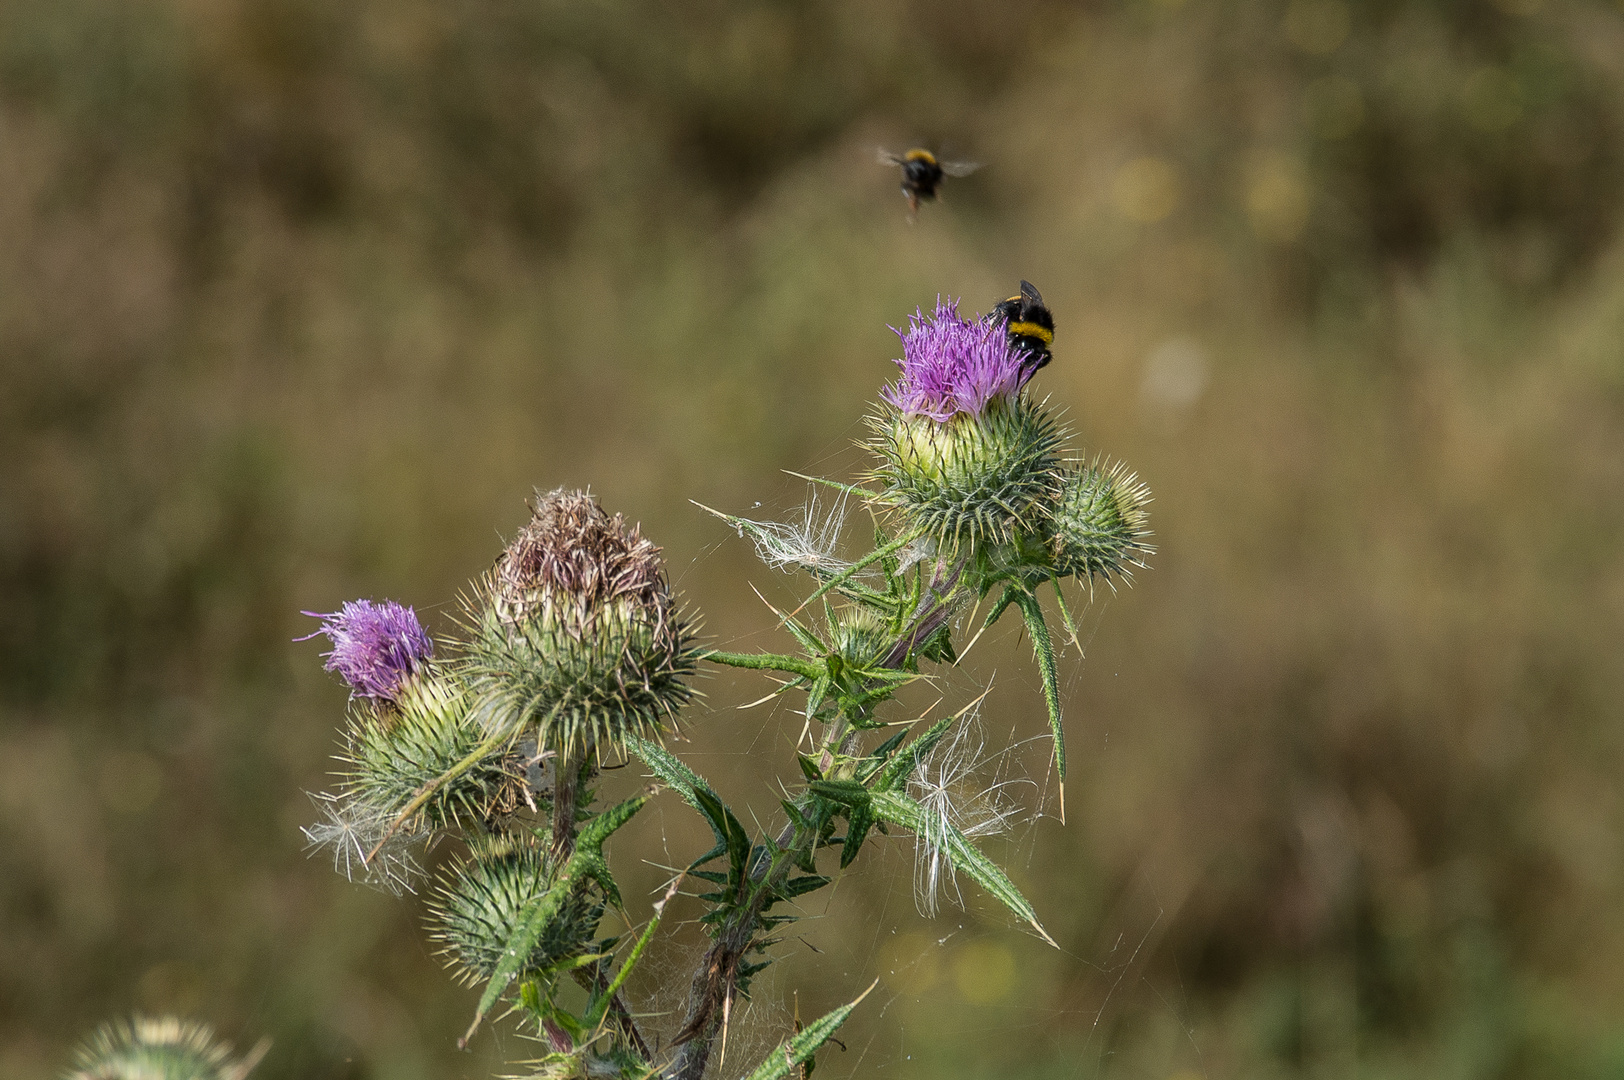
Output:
428 834 604 986
466 489 698 757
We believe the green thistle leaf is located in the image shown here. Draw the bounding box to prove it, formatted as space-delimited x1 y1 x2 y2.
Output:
839 801 876 869
870 790 1054 945
580 875 681 1034
807 779 869 807
691 788 753 894
624 733 712 813
1011 587 1066 788
873 712 959 793
738 982 876 1080
701 649 822 680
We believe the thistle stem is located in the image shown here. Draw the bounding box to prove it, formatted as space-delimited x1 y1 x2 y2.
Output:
552 746 585 857
881 557 962 669
666 814 807 1080
543 1018 574 1055
664 566 965 1080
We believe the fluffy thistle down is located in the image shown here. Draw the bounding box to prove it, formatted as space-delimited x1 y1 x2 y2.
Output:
871 301 1064 550
342 669 521 832
298 600 433 702
1049 459 1155 585
428 834 604 986
65 1016 268 1080
908 715 1033 917
466 489 698 757
744 487 854 576
300 791 428 895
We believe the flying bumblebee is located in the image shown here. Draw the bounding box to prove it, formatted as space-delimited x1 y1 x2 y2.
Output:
991 280 1055 371
878 148 982 213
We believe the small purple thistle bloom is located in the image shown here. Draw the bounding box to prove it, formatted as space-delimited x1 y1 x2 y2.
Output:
297 600 433 701
882 298 1035 422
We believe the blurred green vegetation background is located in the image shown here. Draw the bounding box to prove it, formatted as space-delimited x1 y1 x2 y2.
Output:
4 0 1624 1077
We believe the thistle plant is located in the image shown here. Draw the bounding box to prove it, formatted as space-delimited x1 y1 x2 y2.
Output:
298 290 1152 1080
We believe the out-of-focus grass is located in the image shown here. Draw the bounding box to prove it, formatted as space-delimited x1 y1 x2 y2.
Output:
3 1 1624 1077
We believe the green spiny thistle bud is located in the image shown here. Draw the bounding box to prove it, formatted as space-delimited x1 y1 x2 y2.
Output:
871 396 1064 550
467 489 697 758
65 1016 267 1080
344 669 518 830
1049 460 1154 584
829 607 890 668
428 834 603 986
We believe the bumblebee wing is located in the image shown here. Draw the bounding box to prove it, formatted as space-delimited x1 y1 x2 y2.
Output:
940 159 983 177
876 147 905 166
1019 280 1045 306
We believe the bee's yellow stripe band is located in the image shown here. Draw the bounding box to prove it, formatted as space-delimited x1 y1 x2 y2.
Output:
1008 322 1054 345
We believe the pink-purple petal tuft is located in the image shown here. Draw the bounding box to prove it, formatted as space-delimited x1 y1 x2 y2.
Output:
299 600 433 701
882 298 1035 421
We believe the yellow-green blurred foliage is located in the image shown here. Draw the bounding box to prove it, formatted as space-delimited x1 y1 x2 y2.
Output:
4 0 1624 1077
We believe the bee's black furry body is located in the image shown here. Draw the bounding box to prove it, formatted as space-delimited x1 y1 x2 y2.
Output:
992 280 1055 370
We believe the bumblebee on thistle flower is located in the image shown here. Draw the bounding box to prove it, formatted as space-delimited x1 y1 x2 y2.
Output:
990 279 1055 370
869 293 1063 558
871 290 1150 578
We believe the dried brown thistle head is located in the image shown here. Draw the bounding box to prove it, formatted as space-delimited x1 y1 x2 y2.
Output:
467 489 697 758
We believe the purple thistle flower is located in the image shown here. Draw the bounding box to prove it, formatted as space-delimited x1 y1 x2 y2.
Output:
882 298 1036 422
297 600 433 701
